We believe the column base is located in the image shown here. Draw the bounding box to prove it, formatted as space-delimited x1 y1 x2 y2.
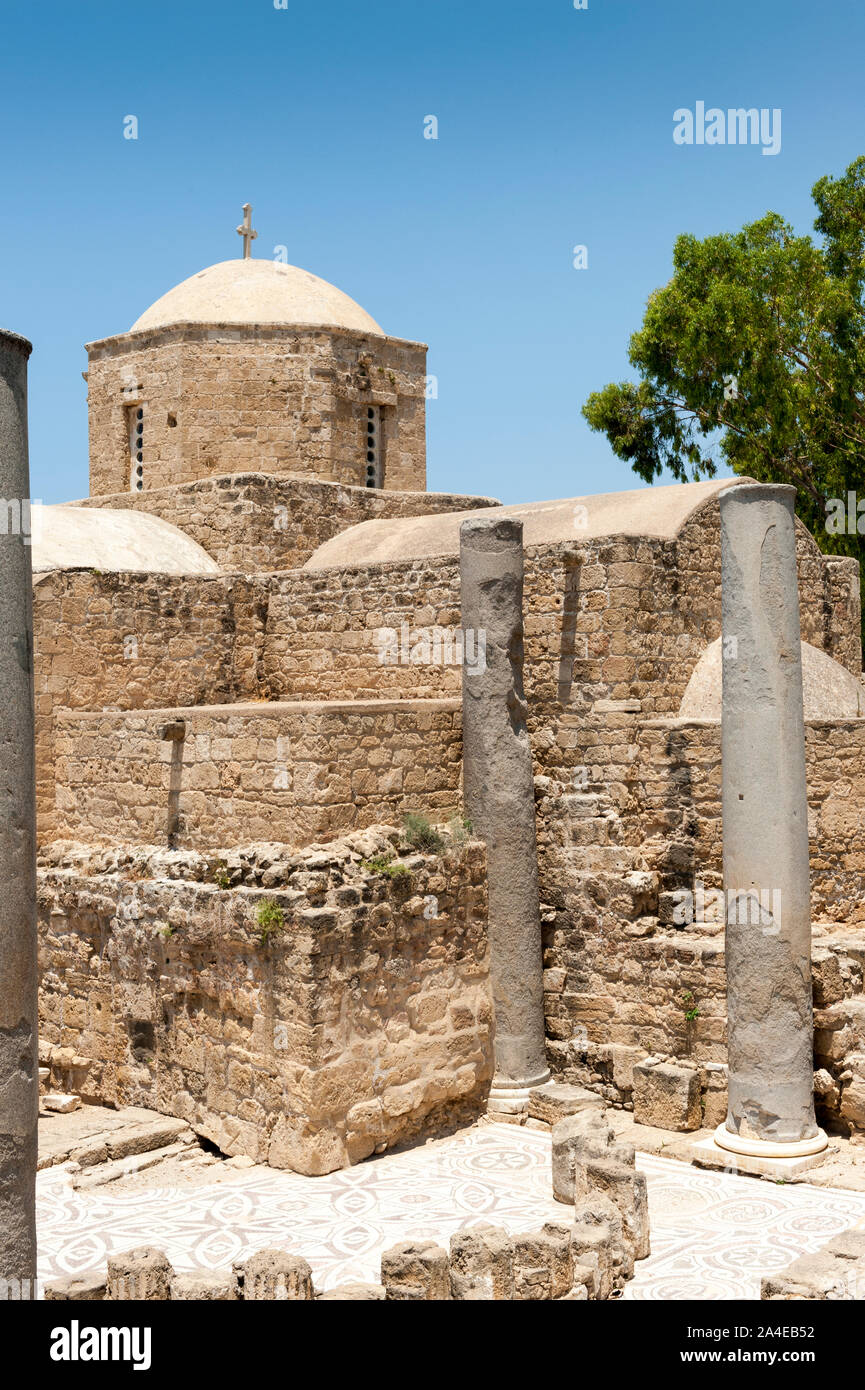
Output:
713 1125 829 1160
487 1071 551 1121
685 1124 830 1179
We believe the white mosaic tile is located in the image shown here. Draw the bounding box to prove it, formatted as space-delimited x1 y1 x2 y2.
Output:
35 1124 865 1298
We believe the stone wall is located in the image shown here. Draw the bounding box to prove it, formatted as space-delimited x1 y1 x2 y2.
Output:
255 510 860 710
75 473 498 574
533 710 865 1135
53 699 462 851
86 324 428 496
632 718 865 926
33 570 265 841
32 495 860 840
37 830 492 1175
265 559 464 701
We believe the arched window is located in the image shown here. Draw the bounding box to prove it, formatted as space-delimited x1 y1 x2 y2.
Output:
128 405 145 491
365 406 383 488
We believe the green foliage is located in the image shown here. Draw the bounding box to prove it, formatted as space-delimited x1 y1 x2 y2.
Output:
256 898 285 945
360 854 411 878
212 862 231 891
583 156 865 639
680 990 700 1022
447 812 473 846
401 812 445 854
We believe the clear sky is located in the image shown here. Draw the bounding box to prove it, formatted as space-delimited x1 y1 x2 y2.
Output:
2 0 863 504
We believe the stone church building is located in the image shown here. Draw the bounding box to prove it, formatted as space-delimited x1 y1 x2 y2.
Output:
31 237 865 1177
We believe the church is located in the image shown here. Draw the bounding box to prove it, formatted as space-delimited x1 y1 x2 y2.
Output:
13 209 865 1298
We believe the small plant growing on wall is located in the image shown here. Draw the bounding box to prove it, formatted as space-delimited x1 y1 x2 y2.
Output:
256 898 285 947
447 811 473 846
681 990 700 1022
360 854 411 879
680 990 700 1055
212 861 231 891
401 812 445 854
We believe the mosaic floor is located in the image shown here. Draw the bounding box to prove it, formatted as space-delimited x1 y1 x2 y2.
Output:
624 1152 865 1300
36 1123 865 1298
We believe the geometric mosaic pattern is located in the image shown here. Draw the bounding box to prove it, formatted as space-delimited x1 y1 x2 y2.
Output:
36 1123 865 1298
625 1153 865 1300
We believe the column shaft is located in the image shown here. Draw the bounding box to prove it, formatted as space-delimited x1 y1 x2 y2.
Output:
0 329 38 1290
719 483 820 1148
460 516 549 1096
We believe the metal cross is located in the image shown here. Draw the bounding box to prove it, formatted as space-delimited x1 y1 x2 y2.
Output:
236 204 257 259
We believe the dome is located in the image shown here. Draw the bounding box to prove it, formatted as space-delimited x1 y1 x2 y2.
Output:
130 259 384 335
32 506 220 577
678 637 865 720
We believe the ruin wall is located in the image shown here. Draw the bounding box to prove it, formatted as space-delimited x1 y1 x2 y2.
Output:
533 711 865 1135
37 834 492 1175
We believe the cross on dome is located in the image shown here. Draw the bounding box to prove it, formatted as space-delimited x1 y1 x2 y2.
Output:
236 204 257 259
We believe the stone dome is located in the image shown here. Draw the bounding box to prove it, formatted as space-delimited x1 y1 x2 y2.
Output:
679 637 865 720
32 506 220 576
130 259 384 335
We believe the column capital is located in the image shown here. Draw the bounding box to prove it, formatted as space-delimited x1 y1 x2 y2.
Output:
0 329 33 359
719 480 796 507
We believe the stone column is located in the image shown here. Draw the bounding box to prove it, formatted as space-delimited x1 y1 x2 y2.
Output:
0 329 39 1294
716 482 825 1158
460 516 549 1113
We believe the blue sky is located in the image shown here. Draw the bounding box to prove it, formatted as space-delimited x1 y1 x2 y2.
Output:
1 0 863 504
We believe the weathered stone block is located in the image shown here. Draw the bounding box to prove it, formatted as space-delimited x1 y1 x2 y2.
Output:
841 1071 865 1131
170 1271 236 1301
607 1044 645 1095
527 1081 605 1127
316 1283 387 1301
569 1219 612 1300
107 1247 173 1301
574 1192 634 1285
42 1092 81 1114
449 1224 514 1300
585 1158 650 1261
540 1219 597 1297
237 1248 314 1300
380 1240 450 1301
701 1063 728 1129
551 1109 614 1203
761 1252 862 1300
811 948 845 1008
44 1272 107 1301
512 1230 572 1301
633 1061 701 1131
